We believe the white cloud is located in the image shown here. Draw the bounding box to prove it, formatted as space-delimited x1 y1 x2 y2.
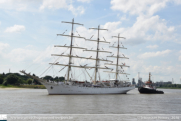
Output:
73 14 176 46
0 21 1 25
5 47 39 62
126 15 175 42
138 49 172 59
0 44 58 64
40 0 85 16
120 15 128 21
129 58 181 82
179 50 181 61
77 0 91 3
0 0 85 15
68 5 85 16
105 15 175 45
179 56 181 61
0 0 40 11
173 0 181 5
168 26 175 32
146 45 158 49
111 0 169 16
143 65 180 79
103 21 121 31
0 42 9 54
40 0 68 10
111 0 181 16
5 25 25 33
33 46 56 64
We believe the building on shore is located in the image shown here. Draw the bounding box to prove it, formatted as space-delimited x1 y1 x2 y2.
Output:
137 78 144 87
132 78 136 85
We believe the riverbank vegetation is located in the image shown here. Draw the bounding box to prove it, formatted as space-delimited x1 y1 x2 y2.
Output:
0 72 64 88
0 84 46 89
158 84 181 89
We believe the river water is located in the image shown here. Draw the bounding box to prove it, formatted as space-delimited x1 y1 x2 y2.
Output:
0 88 181 114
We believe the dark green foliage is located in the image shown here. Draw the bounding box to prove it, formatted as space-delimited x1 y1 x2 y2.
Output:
0 75 4 84
5 74 19 85
53 76 59 82
2 81 7 86
177 85 181 88
5 73 29 81
33 79 41 85
0 72 65 86
17 78 23 85
43 75 53 81
27 79 32 85
59 77 65 81
42 75 64 82
160 84 181 88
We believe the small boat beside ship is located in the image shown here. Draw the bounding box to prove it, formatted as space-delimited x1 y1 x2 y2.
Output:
138 73 164 94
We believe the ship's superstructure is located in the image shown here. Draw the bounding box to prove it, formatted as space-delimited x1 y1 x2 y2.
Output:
20 19 135 95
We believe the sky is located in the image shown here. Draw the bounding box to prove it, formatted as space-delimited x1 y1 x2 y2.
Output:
0 0 181 83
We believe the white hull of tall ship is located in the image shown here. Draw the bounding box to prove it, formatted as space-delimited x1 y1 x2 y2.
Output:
43 83 135 95
20 71 135 95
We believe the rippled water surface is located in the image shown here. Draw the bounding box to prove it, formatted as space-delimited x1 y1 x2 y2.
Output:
0 88 181 114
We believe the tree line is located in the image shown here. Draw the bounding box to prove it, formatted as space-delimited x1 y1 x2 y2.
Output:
160 84 181 88
0 73 65 86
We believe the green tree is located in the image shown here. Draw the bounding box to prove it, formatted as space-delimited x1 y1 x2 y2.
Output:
43 75 53 81
5 74 19 85
33 79 41 85
59 77 65 81
3 80 8 86
16 78 23 85
27 79 32 85
53 76 59 82
0 75 4 84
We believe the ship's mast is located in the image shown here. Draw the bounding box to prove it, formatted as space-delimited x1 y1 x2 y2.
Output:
148 72 151 82
104 34 130 80
67 19 74 82
50 19 112 82
84 25 112 84
115 34 120 80
94 25 100 83
56 18 85 81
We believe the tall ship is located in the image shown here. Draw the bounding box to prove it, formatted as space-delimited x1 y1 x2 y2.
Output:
20 19 135 94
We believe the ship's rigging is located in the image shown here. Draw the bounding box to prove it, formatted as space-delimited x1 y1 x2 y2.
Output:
104 33 130 81
50 19 113 83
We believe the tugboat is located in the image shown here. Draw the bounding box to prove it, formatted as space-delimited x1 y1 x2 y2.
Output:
138 73 164 94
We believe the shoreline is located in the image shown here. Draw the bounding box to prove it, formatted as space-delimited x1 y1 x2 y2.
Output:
0 86 180 90
0 87 28 90
135 87 180 89
0 84 46 89
157 87 181 89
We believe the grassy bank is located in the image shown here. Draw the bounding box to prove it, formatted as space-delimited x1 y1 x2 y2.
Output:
0 84 46 89
0 84 20 88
